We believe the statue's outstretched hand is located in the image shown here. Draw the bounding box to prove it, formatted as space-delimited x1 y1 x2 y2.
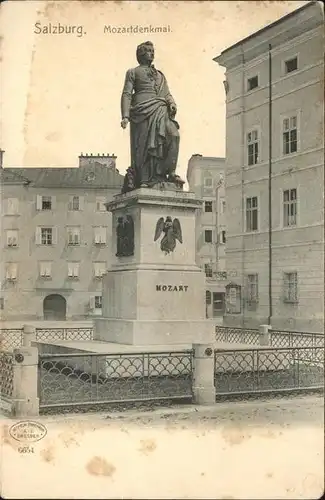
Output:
121 118 129 129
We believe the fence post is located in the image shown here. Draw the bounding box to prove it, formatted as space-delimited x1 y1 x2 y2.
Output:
12 329 39 417
22 324 37 346
259 324 272 346
192 344 215 405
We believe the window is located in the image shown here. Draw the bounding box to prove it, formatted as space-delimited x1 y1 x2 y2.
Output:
246 197 258 232
69 196 83 211
204 177 213 187
283 116 297 155
247 274 258 302
285 56 298 74
41 228 53 245
213 292 225 317
206 290 211 305
204 230 213 243
247 75 258 91
0 298 4 310
204 201 213 213
204 263 213 278
6 263 18 281
284 272 298 303
96 197 106 212
39 261 52 278
68 262 80 279
221 199 226 213
67 227 81 245
247 130 259 165
283 188 297 227
6 230 18 247
95 296 102 309
220 230 226 244
93 262 107 278
6 198 19 215
94 226 107 245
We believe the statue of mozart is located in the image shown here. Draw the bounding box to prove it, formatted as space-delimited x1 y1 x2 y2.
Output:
120 41 184 192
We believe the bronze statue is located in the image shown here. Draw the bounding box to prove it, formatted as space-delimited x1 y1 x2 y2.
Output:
121 41 184 192
154 216 182 254
116 215 134 257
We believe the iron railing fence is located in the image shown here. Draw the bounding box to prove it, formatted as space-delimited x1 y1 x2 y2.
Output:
0 327 94 351
0 330 24 351
0 351 14 403
270 330 324 348
214 346 324 398
215 326 260 345
38 350 194 410
215 326 324 348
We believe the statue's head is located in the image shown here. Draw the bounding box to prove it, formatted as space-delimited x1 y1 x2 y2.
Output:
136 41 155 65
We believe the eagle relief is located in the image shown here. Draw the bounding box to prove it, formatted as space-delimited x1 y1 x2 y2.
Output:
116 215 134 257
154 216 182 254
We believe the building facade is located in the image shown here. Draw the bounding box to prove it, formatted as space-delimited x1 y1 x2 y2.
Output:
0 153 123 321
214 1 324 332
187 154 227 319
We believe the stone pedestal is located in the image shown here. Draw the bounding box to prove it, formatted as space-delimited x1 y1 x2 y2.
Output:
94 188 214 345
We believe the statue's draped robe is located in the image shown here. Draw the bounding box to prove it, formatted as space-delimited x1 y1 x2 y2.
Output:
121 65 180 186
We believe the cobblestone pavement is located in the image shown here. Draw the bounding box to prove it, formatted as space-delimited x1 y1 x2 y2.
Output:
1 395 323 499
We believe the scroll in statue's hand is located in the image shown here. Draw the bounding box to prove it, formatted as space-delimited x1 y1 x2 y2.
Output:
169 104 177 119
121 118 129 129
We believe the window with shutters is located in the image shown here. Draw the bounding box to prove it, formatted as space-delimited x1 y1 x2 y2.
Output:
67 262 80 279
67 227 81 245
6 230 19 247
41 228 53 245
39 261 52 278
6 198 19 215
36 195 56 211
283 188 297 227
96 197 106 212
42 196 52 210
6 263 18 281
93 262 107 278
283 115 298 155
94 226 107 245
246 197 258 232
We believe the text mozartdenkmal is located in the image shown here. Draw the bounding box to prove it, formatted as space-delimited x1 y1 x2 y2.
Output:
104 25 172 34
34 22 86 37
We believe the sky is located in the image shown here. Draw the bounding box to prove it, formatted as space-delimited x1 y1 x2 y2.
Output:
1 0 306 180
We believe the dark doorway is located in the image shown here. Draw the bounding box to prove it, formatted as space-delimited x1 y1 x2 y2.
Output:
213 292 225 317
43 294 66 320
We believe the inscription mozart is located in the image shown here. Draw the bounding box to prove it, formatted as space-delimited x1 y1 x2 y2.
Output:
156 285 188 292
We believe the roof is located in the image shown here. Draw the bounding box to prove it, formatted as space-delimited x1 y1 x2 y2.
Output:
1 162 124 189
0 168 31 185
217 1 319 57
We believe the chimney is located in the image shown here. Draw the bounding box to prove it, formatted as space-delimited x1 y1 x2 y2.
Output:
78 152 117 168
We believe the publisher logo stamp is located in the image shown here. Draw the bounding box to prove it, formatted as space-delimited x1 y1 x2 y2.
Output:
9 421 47 443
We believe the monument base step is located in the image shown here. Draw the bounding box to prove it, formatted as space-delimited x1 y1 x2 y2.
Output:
93 317 214 345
